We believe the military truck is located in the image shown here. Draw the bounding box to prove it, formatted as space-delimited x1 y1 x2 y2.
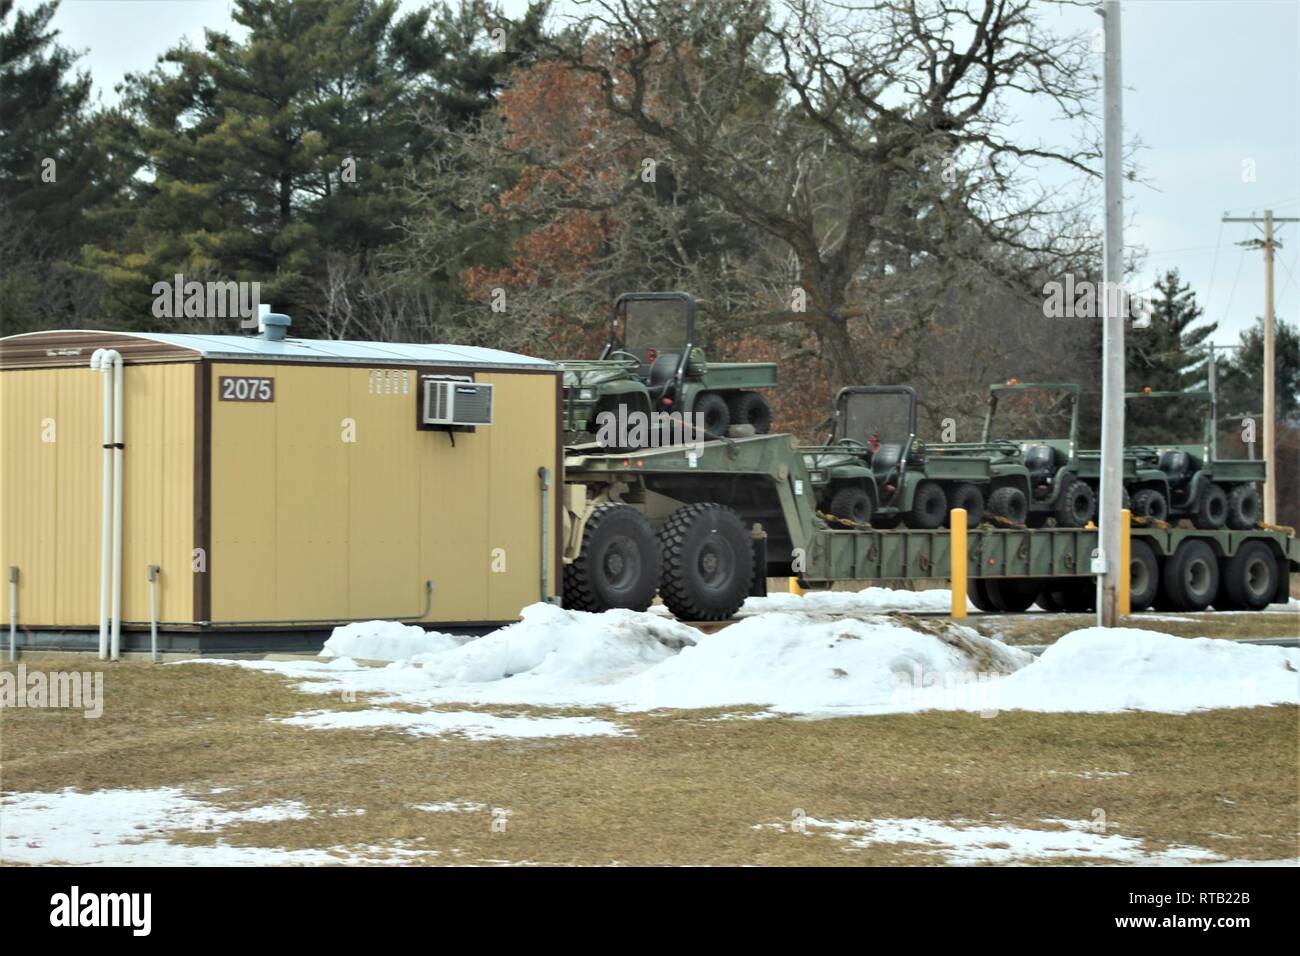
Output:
561 292 776 447
927 382 1098 528
801 386 991 529
1113 388 1265 529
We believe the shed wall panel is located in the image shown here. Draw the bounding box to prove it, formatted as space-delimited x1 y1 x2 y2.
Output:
0 364 194 627
208 362 558 626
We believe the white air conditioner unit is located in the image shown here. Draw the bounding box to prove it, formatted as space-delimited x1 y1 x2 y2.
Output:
422 378 494 426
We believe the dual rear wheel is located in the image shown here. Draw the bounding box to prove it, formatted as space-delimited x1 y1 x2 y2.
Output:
563 502 754 621
968 538 1280 614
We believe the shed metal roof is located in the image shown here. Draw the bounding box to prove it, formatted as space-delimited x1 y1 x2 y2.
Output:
0 329 556 371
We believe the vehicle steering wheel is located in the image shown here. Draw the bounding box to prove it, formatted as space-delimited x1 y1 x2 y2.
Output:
607 350 641 365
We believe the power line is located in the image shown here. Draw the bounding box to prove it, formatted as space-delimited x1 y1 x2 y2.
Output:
1203 218 1225 317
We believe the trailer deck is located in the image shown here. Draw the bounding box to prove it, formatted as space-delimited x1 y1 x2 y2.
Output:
562 434 1298 619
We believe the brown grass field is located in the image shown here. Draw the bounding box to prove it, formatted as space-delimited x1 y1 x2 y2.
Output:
2 607 1297 866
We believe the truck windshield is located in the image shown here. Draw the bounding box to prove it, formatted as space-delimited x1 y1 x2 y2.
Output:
620 298 690 352
1126 394 1208 445
836 391 913 445
987 388 1074 441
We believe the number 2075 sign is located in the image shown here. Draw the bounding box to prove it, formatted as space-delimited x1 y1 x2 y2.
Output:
218 375 274 402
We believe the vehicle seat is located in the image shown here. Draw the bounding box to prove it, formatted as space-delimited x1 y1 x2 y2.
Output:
872 443 902 477
1158 449 1193 487
1022 443 1057 481
646 352 680 392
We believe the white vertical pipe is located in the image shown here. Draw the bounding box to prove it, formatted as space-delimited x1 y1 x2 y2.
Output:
110 350 124 660
1097 0 1125 626
91 349 111 660
148 565 160 663
7 566 16 662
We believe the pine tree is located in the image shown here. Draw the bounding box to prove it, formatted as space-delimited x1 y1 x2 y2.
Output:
1217 316 1300 423
1127 268 1217 392
80 0 529 333
0 0 118 332
1119 269 1218 444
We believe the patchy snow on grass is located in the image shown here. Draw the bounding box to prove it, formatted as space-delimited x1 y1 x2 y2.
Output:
761 815 1223 865
0 788 427 866
280 708 627 740
412 801 487 814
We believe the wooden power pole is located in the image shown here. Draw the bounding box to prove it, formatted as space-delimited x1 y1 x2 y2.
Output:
1222 210 1298 524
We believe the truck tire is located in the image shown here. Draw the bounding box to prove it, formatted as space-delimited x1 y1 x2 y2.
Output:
1222 540 1277 611
1128 538 1160 612
968 579 998 612
1035 588 1064 612
1226 484 1261 530
903 481 948 529
945 483 985 528
727 391 773 434
872 513 901 530
692 393 731 439
563 504 661 613
657 503 754 621
1161 538 1219 611
987 486 1028 525
1131 488 1168 522
1055 478 1096 527
984 578 1039 613
1048 578 1095 613
828 485 873 527
1192 484 1228 529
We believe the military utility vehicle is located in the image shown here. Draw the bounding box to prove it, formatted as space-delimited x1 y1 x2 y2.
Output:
561 292 776 447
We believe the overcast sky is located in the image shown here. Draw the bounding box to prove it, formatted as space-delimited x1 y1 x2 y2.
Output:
22 0 1300 347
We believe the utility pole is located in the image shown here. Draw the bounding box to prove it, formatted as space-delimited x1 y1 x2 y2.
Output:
1097 0 1124 627
1221 209 1298 524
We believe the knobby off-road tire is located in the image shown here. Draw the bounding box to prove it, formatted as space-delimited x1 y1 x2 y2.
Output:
563 504 661 613
692 393 731 439
1192 484 1228 530
987 486 1029 525
904 481 948 530
657 503 755 621
1131 488 1168 522
945 483 985 528
727 391 773 434
1054 478 1095 528
1226 484 1261 530
828 485 873 527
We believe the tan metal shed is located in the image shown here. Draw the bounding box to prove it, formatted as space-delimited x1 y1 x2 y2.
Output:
0 327 561 652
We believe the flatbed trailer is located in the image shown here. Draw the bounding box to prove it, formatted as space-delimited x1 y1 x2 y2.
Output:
561 434 1298 620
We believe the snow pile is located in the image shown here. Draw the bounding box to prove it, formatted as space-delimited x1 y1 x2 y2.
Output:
0 788 426 866
322 620 468 662
761 815 1223 865
187 606 1299 735
196 603 1027 722
741 586 963 616
997 627 1300 713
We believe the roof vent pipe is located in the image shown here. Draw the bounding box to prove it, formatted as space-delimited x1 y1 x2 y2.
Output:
261 312 291 341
